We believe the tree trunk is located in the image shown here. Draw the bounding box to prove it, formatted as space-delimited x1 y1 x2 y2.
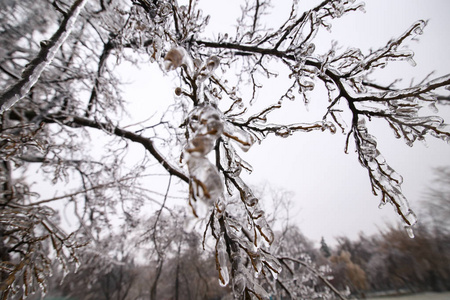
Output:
0 160 12 284
175 241 181 300
150 258 163 300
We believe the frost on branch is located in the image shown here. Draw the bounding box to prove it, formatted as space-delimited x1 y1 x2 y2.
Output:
354 118 417 234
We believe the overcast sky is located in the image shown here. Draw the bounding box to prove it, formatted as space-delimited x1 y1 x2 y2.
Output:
122 0 450 246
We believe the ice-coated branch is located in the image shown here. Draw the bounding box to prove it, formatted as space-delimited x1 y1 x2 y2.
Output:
0 0 88 114
354 74 450 103
212 213 282 298
346 20 427 77
279 256 348 300
85 38 116 117
195 39 450 107
353 118 417 234
0 204 82 298
43 114 189 183
194 13 450 237
3 0 449 298
167 49 295 297
256 0 365 50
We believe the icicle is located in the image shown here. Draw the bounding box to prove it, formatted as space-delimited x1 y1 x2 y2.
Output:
233 272 247 297
406 226 415 238
261 252 282 280
223 122 255 152
252 255 263 277
216 234 230 287
428 102 439 113
255 216 274 246
187 156 224 205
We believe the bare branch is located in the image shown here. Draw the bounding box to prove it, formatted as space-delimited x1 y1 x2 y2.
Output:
42 114 189 183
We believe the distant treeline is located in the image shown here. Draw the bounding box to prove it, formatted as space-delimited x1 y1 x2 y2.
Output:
42 168 450 299
321 167 450 298
321 223 450 298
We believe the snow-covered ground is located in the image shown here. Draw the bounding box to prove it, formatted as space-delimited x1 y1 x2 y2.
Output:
367 291 450 300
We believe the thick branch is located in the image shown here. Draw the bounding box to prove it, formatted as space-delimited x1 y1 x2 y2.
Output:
195 39 338 81
197 39 450 114
43 115 189 183
0 0 88 114
85 38 115 117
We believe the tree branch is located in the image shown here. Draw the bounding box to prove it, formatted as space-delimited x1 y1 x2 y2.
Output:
0 0 88 114
85 38 116 117
43 114 189 183
279 256 348 300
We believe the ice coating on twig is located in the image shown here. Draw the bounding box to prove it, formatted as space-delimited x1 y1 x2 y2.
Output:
196 55 220 82
355 118 417 232
187 156 223 204
216 233 230 286
185 104 225 212
223 121 255 152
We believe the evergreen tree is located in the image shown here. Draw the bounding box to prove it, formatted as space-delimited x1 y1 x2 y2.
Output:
320 237 332 258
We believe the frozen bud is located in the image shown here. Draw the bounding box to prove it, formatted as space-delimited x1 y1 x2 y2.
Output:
159 3 172 16
164 47 186 71
201 106 224 134
206 56 220 71
193 58 203 68
204 113 224 137
189 105 224 139
174 87 183 96
185 134 216 156
197 56 221 82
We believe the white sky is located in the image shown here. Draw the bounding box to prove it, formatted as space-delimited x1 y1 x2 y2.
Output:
115 0 450 247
